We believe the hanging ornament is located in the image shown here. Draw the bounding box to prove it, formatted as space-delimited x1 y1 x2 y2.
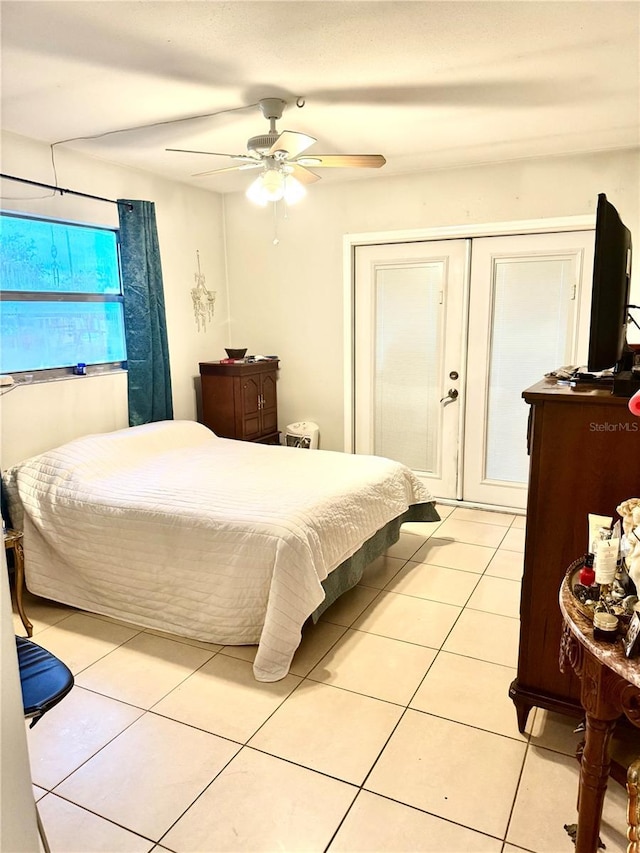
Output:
190 250 216 332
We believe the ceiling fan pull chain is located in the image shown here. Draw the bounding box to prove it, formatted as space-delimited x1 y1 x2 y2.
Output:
272 201 280 246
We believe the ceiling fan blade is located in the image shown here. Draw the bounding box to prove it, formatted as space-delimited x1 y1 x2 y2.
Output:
166 147 258 162
290 164 322 185
268 131 316 159
295 154 386 169
191 162 262 178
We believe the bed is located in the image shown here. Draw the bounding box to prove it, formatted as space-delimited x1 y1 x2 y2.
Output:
3 420 438 681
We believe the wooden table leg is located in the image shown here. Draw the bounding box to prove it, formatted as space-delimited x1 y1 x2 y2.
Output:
628 758 640 853
575 713 617 853
12 537 33 637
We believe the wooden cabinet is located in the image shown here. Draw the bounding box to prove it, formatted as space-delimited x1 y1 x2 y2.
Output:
510 379 640 732
199 360 279 444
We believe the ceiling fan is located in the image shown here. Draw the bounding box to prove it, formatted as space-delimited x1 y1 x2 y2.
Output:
166 97 386 204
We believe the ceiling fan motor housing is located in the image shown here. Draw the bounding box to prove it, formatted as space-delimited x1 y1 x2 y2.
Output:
247 133 279 154
259 97 286 120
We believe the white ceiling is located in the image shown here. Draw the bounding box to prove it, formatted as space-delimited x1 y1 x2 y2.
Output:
1 0 639 195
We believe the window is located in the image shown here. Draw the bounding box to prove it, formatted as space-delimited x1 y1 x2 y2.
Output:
0 212 127 376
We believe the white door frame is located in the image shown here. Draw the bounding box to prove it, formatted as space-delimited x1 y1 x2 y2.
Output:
343 215 595 454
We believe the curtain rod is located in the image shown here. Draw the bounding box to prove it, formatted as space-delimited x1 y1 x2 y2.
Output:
0 173 133 210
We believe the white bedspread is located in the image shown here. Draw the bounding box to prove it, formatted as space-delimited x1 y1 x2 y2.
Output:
5 420 433 681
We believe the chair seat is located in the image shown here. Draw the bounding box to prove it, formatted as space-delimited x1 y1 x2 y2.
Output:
16 636 74 724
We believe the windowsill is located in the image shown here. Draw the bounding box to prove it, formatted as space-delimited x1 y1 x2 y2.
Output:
8 366 127 386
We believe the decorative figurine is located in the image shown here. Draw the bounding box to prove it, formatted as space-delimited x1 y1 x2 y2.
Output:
617 499 640 591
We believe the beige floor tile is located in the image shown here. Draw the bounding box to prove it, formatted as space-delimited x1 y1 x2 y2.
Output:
142 627 224 653
309 628 436 705
366 710 526 839
289 620 347 676
358 553 407 589
485 548 524 581
500 527 526 552
27 686 143 789
528 709 584 757
24 500 597 853
82 611 151 631
385 529 432 560
385 561 480 606
592 776 629 853
219 622 347 678
75 632 216 708
55 713 240 841
219 643 257 663
37 794 153 852
353 590 461 649
412 537 496 573
434 503 455 519
33 613 141 674
401 519 443 537
12 590 74 637
507 745 628 852
466 575 521 619
329 790 503 852
153 653 301 742
409 651 523 740
450 507 516 527
162 746 357 852
442 609 520 667
432 518 509 548
319 584 380 627
249 681 403 785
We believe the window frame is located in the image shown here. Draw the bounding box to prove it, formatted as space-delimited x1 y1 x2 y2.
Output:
0 211 128 380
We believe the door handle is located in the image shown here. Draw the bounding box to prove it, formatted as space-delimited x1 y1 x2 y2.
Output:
440 388 459 404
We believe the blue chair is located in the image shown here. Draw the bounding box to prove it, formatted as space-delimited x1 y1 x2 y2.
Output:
17 635 74 850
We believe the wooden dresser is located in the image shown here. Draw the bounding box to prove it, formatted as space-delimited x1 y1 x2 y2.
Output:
199 360 279 444
510 379 640 732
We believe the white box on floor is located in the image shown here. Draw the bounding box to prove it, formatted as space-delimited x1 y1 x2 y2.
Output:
285 421 319 449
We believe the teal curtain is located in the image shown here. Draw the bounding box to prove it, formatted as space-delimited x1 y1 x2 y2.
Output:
117 200 173 426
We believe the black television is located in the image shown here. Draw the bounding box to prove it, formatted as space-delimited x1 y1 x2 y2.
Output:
587 193 633 376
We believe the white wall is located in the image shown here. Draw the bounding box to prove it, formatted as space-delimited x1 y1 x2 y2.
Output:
0 131 229 467
223 148 640 450
0 547 40 852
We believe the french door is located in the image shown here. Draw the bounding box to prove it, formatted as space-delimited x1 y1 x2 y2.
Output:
354 240 468 498
353 230 594 509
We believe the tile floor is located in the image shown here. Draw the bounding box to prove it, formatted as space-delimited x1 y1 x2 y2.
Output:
13 504 633 852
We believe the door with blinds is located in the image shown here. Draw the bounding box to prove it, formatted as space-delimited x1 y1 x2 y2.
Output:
354 240 469 498
462 231 594 508
353 230 594 509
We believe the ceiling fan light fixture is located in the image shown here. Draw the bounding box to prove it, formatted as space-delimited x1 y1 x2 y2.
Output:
282 175 306 205
246 169 282 205
245 182 268 206
246 170 306 207
262 168 285 198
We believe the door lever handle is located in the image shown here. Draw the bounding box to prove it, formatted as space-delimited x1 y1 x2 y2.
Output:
440 388 459 404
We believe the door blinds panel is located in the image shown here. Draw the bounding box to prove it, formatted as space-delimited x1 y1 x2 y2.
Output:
485 256 574 483
374 263 443 472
